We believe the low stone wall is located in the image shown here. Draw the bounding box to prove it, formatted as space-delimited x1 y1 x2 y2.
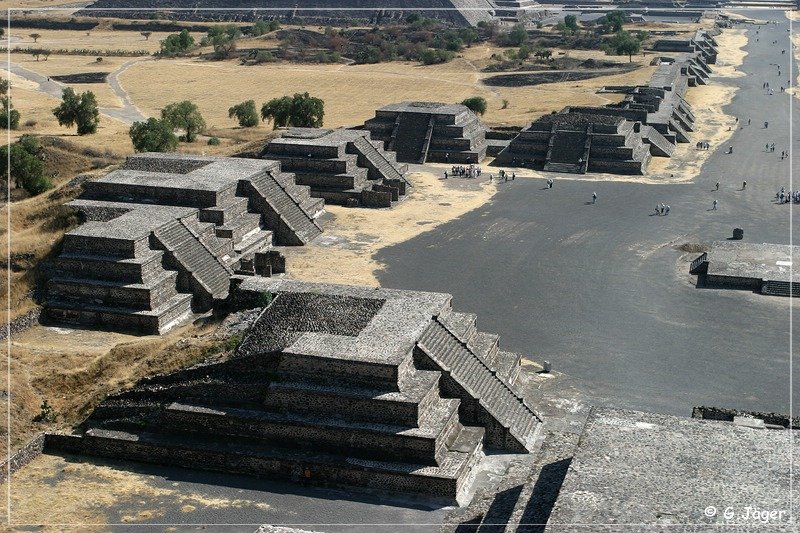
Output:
0 308 41 341
705 274 762 291
692 406 799 429
361 189 393 208
0 433 46 485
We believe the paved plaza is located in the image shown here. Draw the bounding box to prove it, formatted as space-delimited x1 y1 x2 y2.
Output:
378 9 799 416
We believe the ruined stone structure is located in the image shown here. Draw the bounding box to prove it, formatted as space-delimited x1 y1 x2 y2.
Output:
651 29 720 65
46 278 542 504
261 128 411 208
690 241 800 297
45 154 323 334
81 0 497 27
494 46 715 174
493 112 656 174
492 0 548 23
363 102 488 164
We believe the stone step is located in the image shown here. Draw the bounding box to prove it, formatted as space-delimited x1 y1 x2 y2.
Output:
71 424 484 504
161 397 462 466
440 311 477 345
153 221 231 302
54 250 165 284
199 196 250 225
233 228 273 256
47 270 178 311
45 293 193 335
543 161 583 174
470 332 500 368
249 172 322 245
263 369 442 426
215 212 263 242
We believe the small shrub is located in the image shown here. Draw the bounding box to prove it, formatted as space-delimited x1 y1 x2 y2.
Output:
259 291 273 307
501 99 509 109
23 119 37 127
33 399 56 423
96 56 102 62
207 136 221 145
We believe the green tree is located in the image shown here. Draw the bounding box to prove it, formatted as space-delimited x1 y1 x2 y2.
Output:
260 96 292 128
129 118 178 152
0 96 20 129
228 100 259 127
518 43 530 60
1 136 51 195
252 19 279 36
565 15 579 32
30 33 41 43
204 25 241 59
161 100 206 142
160 29 195 56
534 48 552 61
598 11 626 34
0 78 9 95
607 31 640 62
461 96 487 116
52 88 99 135
141 31 152 40
260 92 324 129
506 24 527 46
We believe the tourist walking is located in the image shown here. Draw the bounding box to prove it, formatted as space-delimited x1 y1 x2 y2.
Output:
592 192 597 204
742 180 747 190
665 205 670 215
712 199 718 210
715 181 720 191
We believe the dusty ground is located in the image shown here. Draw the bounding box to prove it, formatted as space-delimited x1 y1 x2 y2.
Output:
0 452 272 526
285 169 497 286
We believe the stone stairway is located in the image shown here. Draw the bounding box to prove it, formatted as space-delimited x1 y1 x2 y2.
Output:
247 172 322 245
352 136 408 185
152 220 231 307
543 162 583 174
761 280 800 297
417 320 539 452
392 112 435 163
642 126 676 157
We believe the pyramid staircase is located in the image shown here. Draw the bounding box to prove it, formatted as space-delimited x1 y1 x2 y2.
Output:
391 113 435 163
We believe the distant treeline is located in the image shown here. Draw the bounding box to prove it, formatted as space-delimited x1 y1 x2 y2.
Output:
9 18 99 31
4 46 150 57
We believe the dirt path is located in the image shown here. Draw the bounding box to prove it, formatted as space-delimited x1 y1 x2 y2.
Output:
8 57 150 124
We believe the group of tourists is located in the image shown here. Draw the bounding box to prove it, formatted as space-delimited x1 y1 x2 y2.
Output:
696 141 711 150
654 203 671 216
444 165 482 179
776 188 800 204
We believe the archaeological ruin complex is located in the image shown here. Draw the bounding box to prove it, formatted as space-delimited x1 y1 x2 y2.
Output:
45 153 323 334
261 128 411 207
494 34 716 174
46 278 542 504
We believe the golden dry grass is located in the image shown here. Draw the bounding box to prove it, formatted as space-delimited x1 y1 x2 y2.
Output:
0 452 271 526
117 54 654 130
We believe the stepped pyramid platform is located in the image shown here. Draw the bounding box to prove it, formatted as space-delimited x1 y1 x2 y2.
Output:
494 112 653 175
363 102 488 164
45 278 542 504
690 241 799 297
493 45 716 175
261 128 411 208
491 0 548 23
46 153 323 334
